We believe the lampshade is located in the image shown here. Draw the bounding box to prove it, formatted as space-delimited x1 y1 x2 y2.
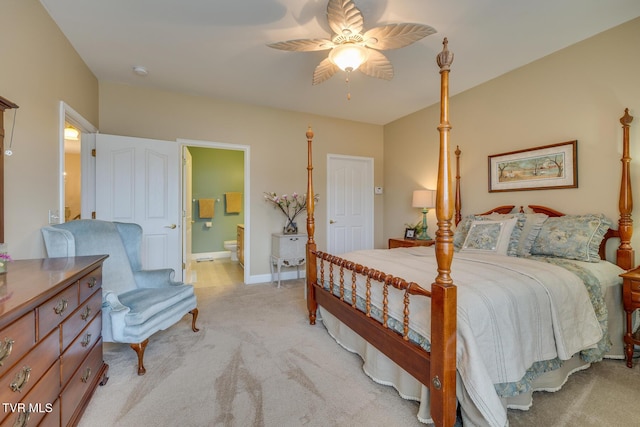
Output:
64 126 79 141
329 44 369 71
412 189 436 209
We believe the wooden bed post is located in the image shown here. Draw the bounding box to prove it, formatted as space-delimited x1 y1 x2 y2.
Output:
430 38 457 427
305 126 318 325
618 108 634 270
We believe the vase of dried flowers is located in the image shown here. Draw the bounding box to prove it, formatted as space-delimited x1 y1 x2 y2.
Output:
264 191 319 234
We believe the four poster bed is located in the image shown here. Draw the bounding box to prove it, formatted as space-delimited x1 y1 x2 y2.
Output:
303 39 635 427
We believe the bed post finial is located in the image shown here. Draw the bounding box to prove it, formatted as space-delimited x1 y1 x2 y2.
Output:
437 38 454 72
306 126 318 324
618 109 634 269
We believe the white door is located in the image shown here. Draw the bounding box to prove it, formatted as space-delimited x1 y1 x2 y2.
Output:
183 147 194 283
95 134 182 277
327 155 374 254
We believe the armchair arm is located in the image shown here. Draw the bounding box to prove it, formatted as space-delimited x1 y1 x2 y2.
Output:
102 291 131 342
133 269 182 288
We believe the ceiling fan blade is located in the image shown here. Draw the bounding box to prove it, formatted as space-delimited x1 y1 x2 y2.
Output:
327 0 364 37
358 49 393 80
313 57 340 85
267 38 333 52
363 23 437 50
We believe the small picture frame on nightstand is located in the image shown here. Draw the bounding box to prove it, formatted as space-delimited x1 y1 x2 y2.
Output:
404 228 416 240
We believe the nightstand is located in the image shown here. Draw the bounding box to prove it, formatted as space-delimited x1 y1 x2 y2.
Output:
620 267 640 367
388 238 435 249
271 233 306 288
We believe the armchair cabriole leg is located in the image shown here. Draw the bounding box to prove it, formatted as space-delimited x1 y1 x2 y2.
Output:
190 308 200 332
131 339 149 376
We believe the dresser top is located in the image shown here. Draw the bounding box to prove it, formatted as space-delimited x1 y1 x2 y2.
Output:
0 255 107 323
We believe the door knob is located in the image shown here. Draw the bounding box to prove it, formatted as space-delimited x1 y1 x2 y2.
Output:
329 220 337 224
165 224 177 229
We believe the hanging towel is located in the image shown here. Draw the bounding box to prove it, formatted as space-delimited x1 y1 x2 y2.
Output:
198 199 215 218
225 192 242 214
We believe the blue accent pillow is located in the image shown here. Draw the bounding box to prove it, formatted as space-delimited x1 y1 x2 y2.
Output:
530 214 611 262
460 217 518 255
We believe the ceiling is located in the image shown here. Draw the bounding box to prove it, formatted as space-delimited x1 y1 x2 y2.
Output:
39 0 640 125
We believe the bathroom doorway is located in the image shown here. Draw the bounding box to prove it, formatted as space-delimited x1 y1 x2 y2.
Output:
180 139 249 285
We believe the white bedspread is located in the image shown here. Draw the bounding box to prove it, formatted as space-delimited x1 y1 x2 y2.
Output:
320 246 603 426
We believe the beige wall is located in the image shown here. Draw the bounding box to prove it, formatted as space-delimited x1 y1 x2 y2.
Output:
98 83 384 276
384 17 640 258
0 0 98 259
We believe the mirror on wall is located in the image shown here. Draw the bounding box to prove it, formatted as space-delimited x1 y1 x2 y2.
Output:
0 96 19 242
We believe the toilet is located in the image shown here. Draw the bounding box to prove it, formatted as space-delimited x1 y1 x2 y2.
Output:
223 240 238 261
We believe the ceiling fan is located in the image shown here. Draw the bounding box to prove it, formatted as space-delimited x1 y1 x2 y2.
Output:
268 0 437 89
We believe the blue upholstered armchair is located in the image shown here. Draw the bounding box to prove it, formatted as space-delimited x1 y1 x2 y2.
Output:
41 219 199 375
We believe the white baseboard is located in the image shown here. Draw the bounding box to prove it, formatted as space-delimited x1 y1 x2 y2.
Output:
191 251 231 262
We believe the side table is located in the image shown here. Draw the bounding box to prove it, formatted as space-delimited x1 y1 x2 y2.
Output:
388 238 435 249
620 267 640 367
271 233 306 288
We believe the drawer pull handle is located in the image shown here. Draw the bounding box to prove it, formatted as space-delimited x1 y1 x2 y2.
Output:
87 276 97 288
53 298 68 315
81 306 92 321
10 366 31 392
81 367 92 383
14 410 30 427
0 337 14 366
81 333 92 348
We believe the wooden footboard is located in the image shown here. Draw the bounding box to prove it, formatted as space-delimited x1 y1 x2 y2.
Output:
311 250 433 386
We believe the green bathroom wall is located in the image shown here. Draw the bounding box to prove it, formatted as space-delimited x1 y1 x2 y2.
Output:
189 146 244 254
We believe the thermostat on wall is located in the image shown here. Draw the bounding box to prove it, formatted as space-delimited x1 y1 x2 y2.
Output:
374 186 383 195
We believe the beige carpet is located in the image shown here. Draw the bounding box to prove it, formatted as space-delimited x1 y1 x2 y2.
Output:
78 271 640 426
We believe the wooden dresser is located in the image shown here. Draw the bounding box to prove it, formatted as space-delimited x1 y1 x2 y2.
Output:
0 256 108 426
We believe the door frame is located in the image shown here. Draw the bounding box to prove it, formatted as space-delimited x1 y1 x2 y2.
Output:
326 154 374 253
178 138 251 285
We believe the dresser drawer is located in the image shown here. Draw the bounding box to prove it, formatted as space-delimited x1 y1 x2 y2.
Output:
0 359 61 427
61 339 103 427
38 283 80 339
0 312 35 378
79 267 102 303
32 399 60 427
62 291 101 351
0 331 59 422
629 279 640 293
61 314 102 386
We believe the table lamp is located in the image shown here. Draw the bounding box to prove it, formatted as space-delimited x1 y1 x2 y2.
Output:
412 189 436 240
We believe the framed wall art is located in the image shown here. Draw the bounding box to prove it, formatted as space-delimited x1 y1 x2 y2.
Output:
488 140 577 192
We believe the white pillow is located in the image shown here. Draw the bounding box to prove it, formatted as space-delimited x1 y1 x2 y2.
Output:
460 217 518 255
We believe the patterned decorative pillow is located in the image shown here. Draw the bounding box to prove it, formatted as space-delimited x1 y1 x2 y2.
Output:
460 217 518 255
487 212 548 257
530 214 611 262
453 215 475 250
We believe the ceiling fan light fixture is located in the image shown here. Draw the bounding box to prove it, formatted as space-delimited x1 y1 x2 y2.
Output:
329 44 369 72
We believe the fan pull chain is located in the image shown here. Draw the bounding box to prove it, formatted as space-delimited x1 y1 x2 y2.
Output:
345 70 352 101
